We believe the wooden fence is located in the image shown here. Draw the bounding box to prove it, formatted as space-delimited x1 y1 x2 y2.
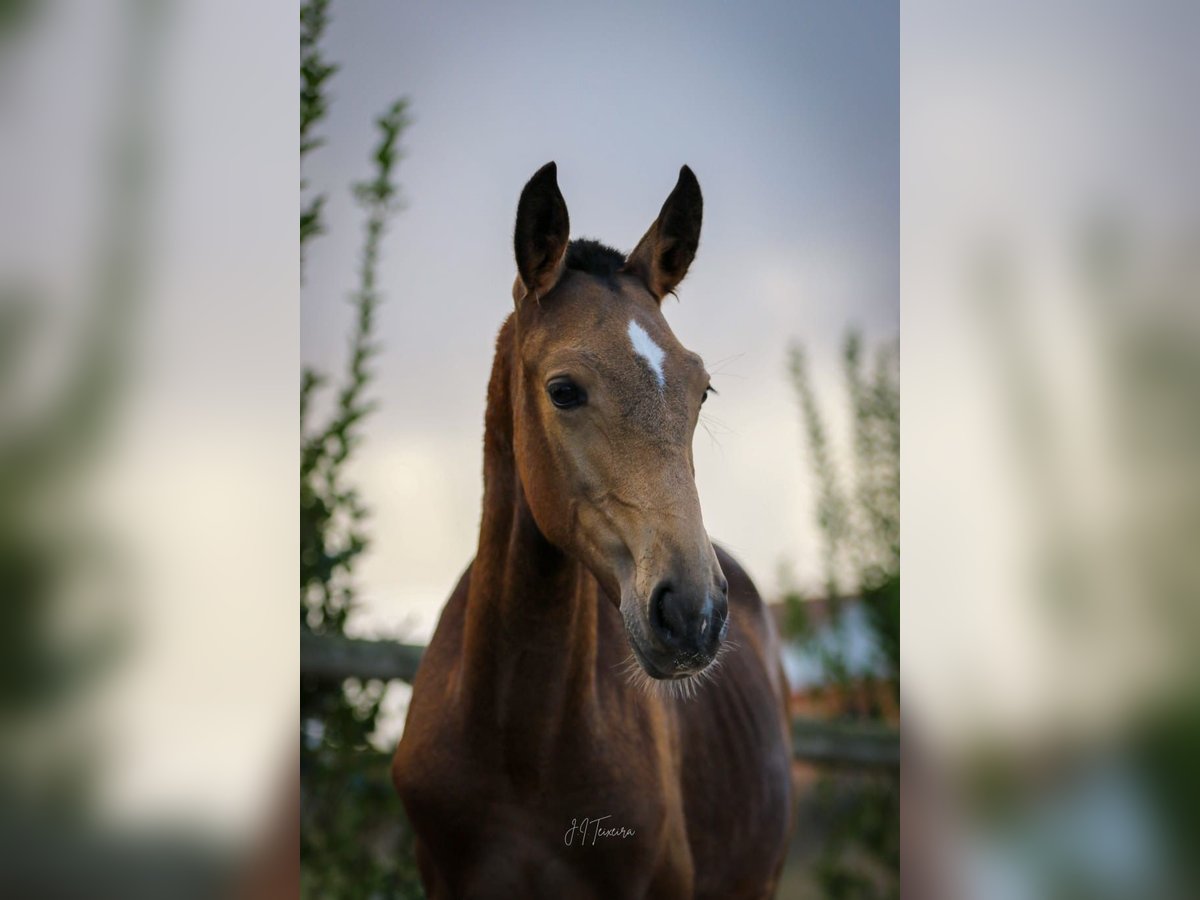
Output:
301 633 899 770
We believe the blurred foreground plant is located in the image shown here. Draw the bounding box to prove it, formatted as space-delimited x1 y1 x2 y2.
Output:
0 0 159 817
788 330 899 899
788 332 899 695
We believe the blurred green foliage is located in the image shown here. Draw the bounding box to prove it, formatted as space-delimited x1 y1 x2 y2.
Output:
299 2 421 896
0 0 158 815
788 330 900 899
788 334 898 611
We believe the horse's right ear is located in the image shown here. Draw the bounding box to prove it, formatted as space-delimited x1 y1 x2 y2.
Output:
513 161 570 303
623 165 703 302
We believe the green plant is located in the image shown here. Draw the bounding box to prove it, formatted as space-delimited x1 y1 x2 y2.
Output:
787 332 899 681
788 328 900 898
298 1 420 896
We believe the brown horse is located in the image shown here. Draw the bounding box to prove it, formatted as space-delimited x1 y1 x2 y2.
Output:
392 163 793 899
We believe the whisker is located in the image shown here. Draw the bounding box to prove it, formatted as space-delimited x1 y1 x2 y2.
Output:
708 352 747 377
613 630 746 704
612 654 636 672
700 418 725 454
698 412 735 436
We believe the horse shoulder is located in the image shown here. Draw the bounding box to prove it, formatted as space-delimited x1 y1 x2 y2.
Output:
392 562 472 808
682 545 793 898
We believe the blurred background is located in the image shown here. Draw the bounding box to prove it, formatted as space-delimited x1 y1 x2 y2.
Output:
1 0 297 897
904 2 1200 897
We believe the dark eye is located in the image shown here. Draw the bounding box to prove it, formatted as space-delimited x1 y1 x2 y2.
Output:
701 384 717 405
547 378 586 409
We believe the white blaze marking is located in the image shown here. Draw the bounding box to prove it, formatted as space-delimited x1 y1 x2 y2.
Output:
628 319 666 389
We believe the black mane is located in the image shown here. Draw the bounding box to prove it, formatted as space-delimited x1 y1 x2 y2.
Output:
565 238 626 279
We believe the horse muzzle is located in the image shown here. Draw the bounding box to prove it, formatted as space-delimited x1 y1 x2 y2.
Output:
624 577 729 679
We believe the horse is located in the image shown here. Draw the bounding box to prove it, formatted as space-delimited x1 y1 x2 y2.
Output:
392 163 793 899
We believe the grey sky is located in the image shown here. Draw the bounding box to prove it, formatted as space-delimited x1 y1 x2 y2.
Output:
302 0 898 638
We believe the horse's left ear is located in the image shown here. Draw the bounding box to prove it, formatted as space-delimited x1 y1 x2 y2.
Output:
513 161 570 302
623 165 703 302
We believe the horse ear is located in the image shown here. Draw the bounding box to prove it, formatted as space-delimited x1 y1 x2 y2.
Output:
513 161 570 301
623 165 703 302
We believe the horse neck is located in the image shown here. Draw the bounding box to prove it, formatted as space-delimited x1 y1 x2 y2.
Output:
460 317 599 735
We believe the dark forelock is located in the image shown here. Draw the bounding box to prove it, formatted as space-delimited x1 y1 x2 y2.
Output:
564 238 626 279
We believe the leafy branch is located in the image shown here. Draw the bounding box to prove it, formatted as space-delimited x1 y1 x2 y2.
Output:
298 2 419 895
301 98 408 637
300 0 337 276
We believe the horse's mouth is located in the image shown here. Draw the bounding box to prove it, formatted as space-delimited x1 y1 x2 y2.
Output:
628 629 715 681
628 639 674 679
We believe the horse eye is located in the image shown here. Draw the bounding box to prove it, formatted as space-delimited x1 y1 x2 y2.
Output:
547 379 586 409
702 384 716 405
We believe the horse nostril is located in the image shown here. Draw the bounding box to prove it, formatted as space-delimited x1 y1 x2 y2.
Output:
650 581 676 644
649 582 726 657
711 601 729 644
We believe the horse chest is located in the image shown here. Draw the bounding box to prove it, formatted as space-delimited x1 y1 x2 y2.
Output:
399 706 689 898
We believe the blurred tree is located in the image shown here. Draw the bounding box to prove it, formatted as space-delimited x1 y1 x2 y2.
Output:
298 1 420 896
787 331 899 692
0 0 159 814
788 330 900 899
